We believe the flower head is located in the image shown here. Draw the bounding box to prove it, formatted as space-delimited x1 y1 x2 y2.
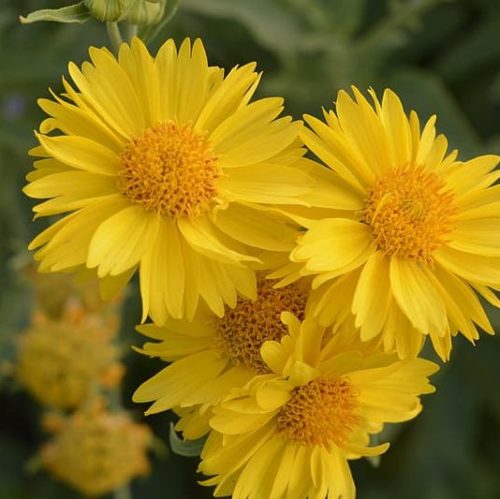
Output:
288 87 500 360
199 314 438 499
41 400 151 496
17 304 122 409
24 37 312 325
133 277 309 426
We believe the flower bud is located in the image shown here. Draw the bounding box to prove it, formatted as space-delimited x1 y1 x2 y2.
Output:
84 0 127 22
126 0 166 25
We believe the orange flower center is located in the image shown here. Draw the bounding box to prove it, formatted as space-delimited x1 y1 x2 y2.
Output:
362 165 457 264
118 121 220 218
216 279 308 373
277 377 359 449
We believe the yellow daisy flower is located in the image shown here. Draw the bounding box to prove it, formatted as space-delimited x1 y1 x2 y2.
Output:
199 313 438 499
17 304 122 409
41 400 151 497
24 37 313 325
132 277 309 422
289 87 500 360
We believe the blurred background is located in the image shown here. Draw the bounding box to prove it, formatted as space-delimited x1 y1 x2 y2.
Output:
1 0 500 498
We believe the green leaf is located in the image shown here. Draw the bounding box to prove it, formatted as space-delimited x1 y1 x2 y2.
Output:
168 423 206 457
182 0 306 57
323 0 365 37
19 2 91 25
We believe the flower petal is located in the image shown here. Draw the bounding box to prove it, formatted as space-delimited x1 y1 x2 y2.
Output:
88 205 160 277
352 251 391 341
390 257 448 334
292 219 373 273
36 133 120 176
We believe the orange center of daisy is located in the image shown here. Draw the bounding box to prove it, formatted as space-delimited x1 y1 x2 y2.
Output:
362 165 457 264
118 121 220 218
216 279 308 373
277 376 359 449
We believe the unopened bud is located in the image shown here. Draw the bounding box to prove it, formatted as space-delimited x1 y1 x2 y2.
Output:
84 0 127 22
126 0 167 25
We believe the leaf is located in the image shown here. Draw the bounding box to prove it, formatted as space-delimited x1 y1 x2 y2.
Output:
168 423 206 457
323 0 365 37
19 3 91 25
182 0 306 57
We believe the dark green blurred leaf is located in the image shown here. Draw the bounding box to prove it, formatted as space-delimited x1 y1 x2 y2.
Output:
182 0 307 57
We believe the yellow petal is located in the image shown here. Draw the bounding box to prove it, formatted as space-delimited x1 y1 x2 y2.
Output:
213 203 299 251
140 219 185 323
301 114 369 191
292 218 373 273
88 205 160 276
233 437 286 499
449 218 500 256
25 171 117 216
352 251 391 341
178 216 257 265
336 88 390 176
218 117 301 168
36 133 120 176
37 97 124 152
33 195 127 272
380 88 412 168
390 257 447 334
218 163 312 204
132 349 227 413
195 63 259 134
435 245 500 286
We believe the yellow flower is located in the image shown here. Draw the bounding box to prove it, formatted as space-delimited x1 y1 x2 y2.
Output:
133 277 309 426
17 304 122 409
24 37 313 325
288 87 500 361
199 313 438 499
41 400 151 496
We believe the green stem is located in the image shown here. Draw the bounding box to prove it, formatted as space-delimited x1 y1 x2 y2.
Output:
140 0 180 44
126 23 138 42
106 21 123 53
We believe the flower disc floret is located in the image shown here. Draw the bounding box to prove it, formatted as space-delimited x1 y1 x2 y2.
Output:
119 121 220 218
216 279 308 372
277 376 359 449
362 165 457 264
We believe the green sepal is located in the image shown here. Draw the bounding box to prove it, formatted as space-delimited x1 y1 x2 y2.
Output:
20 2 91 24
168 423 207 457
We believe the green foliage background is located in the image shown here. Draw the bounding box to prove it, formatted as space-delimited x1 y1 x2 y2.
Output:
1 0 500 497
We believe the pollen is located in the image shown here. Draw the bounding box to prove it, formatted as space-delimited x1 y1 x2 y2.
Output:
118 121 220 218
277 377 359 449
216 279 308 373
362 165 457 264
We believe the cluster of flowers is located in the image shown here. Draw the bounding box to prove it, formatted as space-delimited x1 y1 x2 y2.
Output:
16 270 152 497
23 38 500 498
